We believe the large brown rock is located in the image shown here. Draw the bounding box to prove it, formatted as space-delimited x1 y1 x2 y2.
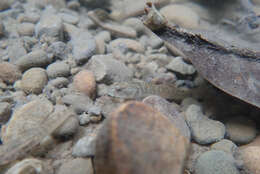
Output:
94 101 190 174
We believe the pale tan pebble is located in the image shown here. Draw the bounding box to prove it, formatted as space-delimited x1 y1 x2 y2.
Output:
73 70 96 99
109 38 145 53
241 146 260 174
160 4 200 29
21 68 48 94
0 62 22 84
17 23 35 37
57 158 93 174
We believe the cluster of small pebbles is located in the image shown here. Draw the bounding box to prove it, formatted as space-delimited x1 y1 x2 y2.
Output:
0 0 260 174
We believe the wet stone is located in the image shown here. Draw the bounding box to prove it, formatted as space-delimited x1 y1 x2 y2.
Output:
57 158 93 174
95 101 190 174
0 62 22 84
72 135 96 157
226 116 257 144
46 61 70 79
64 24 96 64
17 23 35 37
73 70 96 99
143 95 191 140
35 9 64 40
0 102 12 124
189 118 226 145
16 50 52 72
86 54 133 84
166 56 196 75
195 150 240 174
61 94 93 114
21 68 48 94
1 98 53 142
211 139 238 156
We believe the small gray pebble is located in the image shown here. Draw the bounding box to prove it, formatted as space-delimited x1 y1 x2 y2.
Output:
46 61 70 79
190 118 225 145
72 135 96 157
195 150 240 174
62 94 93 114
86 54 133 84
211 139 238 156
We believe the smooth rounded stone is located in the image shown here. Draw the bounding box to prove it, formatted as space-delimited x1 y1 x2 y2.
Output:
59 12 79 25
21 68 48 94
35 11 64 39
185 143 210 173
47 41 70 60
190 118 225 145
95 96 121 118
1 99 53 142
95 101 190 174
123 18 146 35
109 38 145 53
52 105 78 139
57 158 93 174
48 77 69 88
5 158 48 174
18 12 40 24
241 146 260 174
96 31 111 43
72 135 96 157
61 94 93 114
16 50 51 72
143 95 191 140
86 54 133 84
160 4 200 29
211 139 238 155
0 62 22 84
166 57 196 75
195 150 239 174
185 104 204 124
7 39 27 63
226 116 257 144
0 102 11 124
73 70 96 99
17 23 35 36
46 61 70 79
181 97 201 111
64 24 96 64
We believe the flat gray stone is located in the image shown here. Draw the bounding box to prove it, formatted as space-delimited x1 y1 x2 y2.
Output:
86 54 133 84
